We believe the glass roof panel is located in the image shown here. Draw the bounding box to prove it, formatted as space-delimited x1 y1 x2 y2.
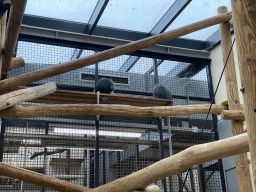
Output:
165 0 232 40
98 0 175 33
25 0 97 23
129 57 154 74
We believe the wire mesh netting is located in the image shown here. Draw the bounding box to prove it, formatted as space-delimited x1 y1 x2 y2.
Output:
0 40 225 191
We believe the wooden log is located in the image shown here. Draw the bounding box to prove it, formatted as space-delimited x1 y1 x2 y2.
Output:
30 149 66 160
94 133 249 192
231 0 256 188
1 0 27 79
0 133 249 192
0 104 228 118
0 10 6 78
0 12 232 91
221 110 245 121
218 6 252 192
10 57 25 69
0 162 90 192
0 0 12 19
0 82 56 111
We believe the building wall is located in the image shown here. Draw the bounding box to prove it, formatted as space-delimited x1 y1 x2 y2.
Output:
209 34 255 191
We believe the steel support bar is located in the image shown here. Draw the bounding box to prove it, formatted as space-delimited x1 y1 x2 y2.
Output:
88 0 109 35
0 118 5 162
95 119 100 188
70 49 83 61
153 58 159 85
150 0 192 35
42 123 49 192
145 59 164 75
165 63 190 77
118 56 140 72
70 0 109 61
156 117 167 192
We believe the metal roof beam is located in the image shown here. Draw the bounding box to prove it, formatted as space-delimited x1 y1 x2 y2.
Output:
88 0 109 35
70 0 109 61
118 56 140 72
19 25 210 64
22 14 210 50
70 49 83 60
150 0 192 35
176 63 206 78
165 63 190 77
120 0 192 74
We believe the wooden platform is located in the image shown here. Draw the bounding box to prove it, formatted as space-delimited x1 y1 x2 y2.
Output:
28 90 173 107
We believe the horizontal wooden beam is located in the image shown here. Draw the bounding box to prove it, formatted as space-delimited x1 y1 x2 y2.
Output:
221 110 245 121
1 0 27 79
91 133 249 192
0 104 227 118
3 132 192 148
0 133 248 192
0 12 232 92
0 82 56 111
10 57 25 69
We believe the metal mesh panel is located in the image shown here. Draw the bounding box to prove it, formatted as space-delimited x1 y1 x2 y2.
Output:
0 40 225 191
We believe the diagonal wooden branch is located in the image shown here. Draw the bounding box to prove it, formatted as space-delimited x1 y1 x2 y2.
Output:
0 82 56 111
30 149 66 160
0 12 232 91
0 133 249 192
1 0 27 79
0 104 227 118
90 133 249 192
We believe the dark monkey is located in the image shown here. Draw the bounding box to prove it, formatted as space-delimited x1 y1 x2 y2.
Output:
153 85 172 100
95 78 115 94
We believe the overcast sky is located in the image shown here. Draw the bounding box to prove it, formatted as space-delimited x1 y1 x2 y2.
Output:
25 0 232 41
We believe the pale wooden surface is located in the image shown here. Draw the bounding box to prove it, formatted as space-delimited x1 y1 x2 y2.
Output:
29 89 173 107
218 6 252 192
89 133 249 192
0 82 56 111
0 12 232 91
10 57 25 69
231 0 256 189
133 185 161 192
0 104 227 118
221 110 245 120
1 0 27 79
0 133 249 192
0 12 6 78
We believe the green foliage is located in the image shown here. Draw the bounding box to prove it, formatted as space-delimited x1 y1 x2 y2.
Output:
221 100 228 105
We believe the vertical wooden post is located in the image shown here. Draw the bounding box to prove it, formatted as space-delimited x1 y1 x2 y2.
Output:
0 12 6 78
1 0 27 79
231 0 256 189
218 6 253 191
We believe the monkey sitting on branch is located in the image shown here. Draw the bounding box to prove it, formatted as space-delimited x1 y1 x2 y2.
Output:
94 78 115 121
95 78 115 94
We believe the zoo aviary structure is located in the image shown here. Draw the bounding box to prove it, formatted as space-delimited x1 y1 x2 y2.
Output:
0 0 255 191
